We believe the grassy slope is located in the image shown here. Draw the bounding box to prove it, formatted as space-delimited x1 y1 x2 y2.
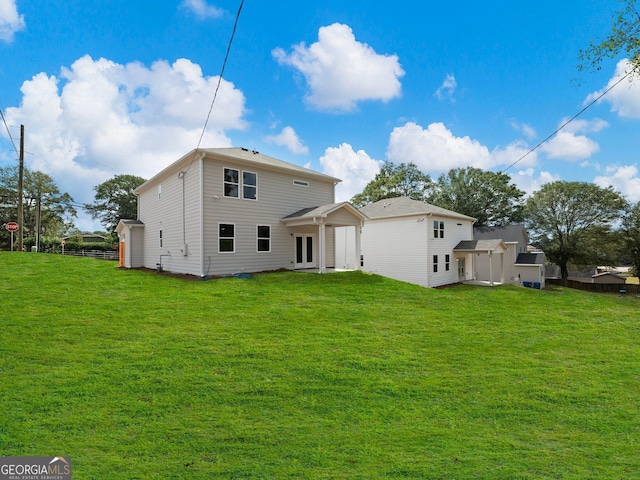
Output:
0 252 638 479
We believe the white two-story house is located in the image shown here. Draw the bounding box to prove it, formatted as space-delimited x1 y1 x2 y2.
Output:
359 196 481 288
116 148 365 278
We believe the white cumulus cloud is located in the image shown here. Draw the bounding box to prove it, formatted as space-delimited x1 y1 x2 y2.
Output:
180 0 224 19
264 126 309 155
0 0 25 42
385 122 537 175
585 59 640 119
540 117 607 161
3 55 247 222
594 164 640 203
319 143 382 202
272 23 405 112
434 73 457 102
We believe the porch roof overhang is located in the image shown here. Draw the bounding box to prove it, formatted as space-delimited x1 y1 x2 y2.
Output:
280 202 367 227
453 239 507 254
116 219 144 234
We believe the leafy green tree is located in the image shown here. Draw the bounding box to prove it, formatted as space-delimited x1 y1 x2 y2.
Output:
622 202 640 276
578 0 640 74
351 162 432 207
0 166 77 249
427 167 525 227
85 174 146 233
524 181 628 285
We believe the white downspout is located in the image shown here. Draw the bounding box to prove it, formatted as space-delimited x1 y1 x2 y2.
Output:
199 154 205 278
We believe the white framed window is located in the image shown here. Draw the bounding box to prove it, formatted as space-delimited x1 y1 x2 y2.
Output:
158 184 162 200
219 223 235 253
159 229 163 248
224 168 239 198
433 255 438 273
293 179 309 187
445 254 450 271
257 225 270 252
243 171 257 200
433 221 444 239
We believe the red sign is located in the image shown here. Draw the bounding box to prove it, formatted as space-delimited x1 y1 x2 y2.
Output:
5 222 19 232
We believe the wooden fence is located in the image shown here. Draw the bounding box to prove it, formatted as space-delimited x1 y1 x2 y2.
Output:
546 278 640 295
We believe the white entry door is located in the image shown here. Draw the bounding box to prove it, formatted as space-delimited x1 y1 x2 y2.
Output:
295 234 316 269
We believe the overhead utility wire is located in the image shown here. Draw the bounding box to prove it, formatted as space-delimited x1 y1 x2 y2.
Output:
501 65 639 174
195 0 245 151
0 107 20 159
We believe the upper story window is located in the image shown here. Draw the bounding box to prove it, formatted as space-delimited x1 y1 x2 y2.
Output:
243 171 257 200
433 220 444 239
224 168 239 198
158 184 162 200
224 168 257 200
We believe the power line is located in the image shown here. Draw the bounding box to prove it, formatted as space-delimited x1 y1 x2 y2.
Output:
0 107 19 160
501 65 639 174
195 0 245 151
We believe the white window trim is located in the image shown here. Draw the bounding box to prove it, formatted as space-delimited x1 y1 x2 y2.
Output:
223 168 240 199
242 171 258 201
218 222 236 253
257 224 271 253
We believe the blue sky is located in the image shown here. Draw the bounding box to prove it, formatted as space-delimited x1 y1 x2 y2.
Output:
2 0 640 230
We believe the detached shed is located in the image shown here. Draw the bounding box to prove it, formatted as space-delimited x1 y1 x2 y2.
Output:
514 252 546 288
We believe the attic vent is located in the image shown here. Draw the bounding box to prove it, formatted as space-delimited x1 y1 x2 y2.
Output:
457 223 462 226
293 180 309 187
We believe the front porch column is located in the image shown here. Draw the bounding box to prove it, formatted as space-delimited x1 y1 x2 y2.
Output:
489 251 494 287
355 225 362 270
318 223 326 274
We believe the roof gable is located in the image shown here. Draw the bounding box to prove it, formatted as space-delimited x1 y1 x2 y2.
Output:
359 196 476 222
454 239 507 253
135 147 340 194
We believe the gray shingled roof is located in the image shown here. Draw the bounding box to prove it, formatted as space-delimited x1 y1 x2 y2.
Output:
359 196 476 221
282 202 366 222
474 224 527 243
454 239 505 252
515 252 545 265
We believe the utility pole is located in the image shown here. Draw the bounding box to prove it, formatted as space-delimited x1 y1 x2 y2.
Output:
17 124 24 252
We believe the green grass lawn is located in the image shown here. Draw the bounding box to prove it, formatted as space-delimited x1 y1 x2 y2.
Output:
1 252 639 479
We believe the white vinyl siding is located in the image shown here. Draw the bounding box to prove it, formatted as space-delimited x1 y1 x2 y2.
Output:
202 160 335 276
137 164 203 276
362 214 474 288
361 217 429 287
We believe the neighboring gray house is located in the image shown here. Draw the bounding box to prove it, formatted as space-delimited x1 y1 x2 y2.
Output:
358 197 477 288
116 148 365 277
473 225 545 288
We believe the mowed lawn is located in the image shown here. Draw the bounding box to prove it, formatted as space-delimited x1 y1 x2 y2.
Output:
1 253 639 479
